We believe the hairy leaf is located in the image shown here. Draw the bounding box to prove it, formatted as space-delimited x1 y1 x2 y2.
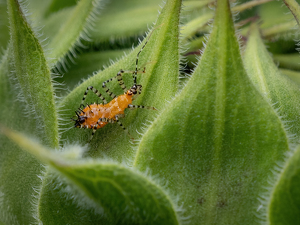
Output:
0 47 44 225
0 0 58 222
134 0 289 224
7 0 58 147
244 24 300 144
47 0 103 66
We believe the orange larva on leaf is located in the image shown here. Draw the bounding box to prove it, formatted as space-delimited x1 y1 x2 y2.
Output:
73 26 161 141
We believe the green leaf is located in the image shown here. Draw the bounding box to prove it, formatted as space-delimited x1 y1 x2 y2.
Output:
257 0 297 40
24 0 51 23
58 49 129 96
261 21 296 38
7 0 58 148
0 0 9 51
181 0 274 41
38 171 110 225
273 53 300 70
258 1 294 29
1 126 180 225
90 0 162 42
244 24 300 144
232 0 272 12
0 0 57 222
280 68 300 86
134 0 289 224
59 0 181 161
44 0 77 17
39 6 73 44
181 11 213 40
0 48 10 106
0 51 43 225
46 0 103 66
182 0 211 11
268 145 300 224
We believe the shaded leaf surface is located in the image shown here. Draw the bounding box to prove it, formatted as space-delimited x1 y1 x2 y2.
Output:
134 0 289 224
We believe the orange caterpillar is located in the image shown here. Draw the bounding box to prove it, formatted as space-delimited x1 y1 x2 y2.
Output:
73 27 159 140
